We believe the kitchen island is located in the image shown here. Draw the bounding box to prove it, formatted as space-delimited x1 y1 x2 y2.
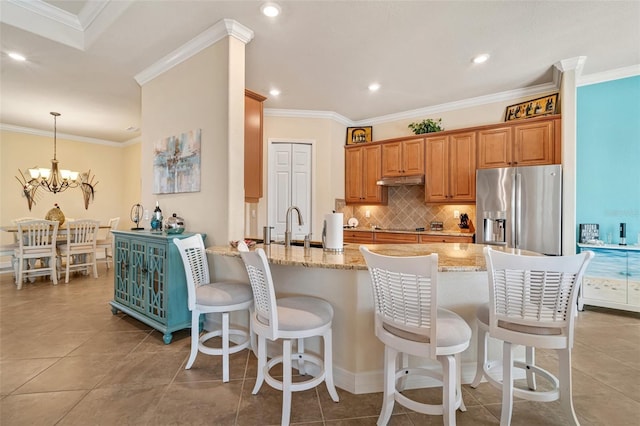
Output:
206 242 536 394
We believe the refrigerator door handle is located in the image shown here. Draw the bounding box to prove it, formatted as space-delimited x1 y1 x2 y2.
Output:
514 172 521 248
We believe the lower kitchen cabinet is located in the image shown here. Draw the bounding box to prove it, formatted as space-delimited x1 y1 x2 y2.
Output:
343 230 374 244
420 234 474 243
111 230 205 343
578 244 640 313
375 232 419 244
343 230 474 244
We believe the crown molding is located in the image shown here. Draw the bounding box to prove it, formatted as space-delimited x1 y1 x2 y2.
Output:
135 19 254 86
264 109 352 126
578 64 640 87
7 0 82 30
0 124 123 147
554 56 587 75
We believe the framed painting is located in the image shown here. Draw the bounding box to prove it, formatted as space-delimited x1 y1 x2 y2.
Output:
346 126 373 145
505 93 558 122
153 129 201 194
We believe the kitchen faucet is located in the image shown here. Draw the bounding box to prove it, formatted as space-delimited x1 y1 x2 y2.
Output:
285 206 304 247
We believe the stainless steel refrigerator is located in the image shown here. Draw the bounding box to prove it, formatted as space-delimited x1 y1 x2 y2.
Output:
476 165 562 255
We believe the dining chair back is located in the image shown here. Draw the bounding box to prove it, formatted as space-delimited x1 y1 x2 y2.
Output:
360 246 472 425
58 219 100 283
13 219 59 289
96 217 120 269
173 234 253 382
238 243 339 425
473 247 593 426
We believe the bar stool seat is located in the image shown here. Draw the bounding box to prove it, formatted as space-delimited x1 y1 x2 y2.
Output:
174 234 253 382
238 244 339 426
360 246 471 426
471 247 593 426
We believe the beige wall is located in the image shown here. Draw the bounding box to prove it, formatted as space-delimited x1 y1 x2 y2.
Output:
373 91 559 141
254 116 345 238
0 130 138 245
140 36 245 246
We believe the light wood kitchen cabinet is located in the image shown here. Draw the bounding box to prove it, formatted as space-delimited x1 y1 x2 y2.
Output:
375 232 419 244
381 137 425 177
245 89 267 202
343 230 374 243
419 234 474 243
345 144 388 205
477 115 558 169
425 131 476 203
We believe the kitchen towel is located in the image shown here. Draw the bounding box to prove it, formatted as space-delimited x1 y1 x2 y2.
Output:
323 213 344 252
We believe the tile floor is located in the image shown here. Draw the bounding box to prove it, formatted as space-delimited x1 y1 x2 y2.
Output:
1 267 639 425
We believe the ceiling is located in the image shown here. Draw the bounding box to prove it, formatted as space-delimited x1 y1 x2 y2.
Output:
1 1 639 143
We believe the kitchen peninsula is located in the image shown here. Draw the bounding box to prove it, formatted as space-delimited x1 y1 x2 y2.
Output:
207 242 536 394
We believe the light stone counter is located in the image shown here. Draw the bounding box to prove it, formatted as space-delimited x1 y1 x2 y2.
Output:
205 243 537 394
206 242 535 272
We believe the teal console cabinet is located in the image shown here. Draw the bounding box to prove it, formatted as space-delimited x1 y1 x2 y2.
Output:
577 243 640 313
110 230 205 343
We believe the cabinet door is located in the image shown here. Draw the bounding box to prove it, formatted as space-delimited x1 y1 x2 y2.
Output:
582 249 628 304
420 234 473 243
513 120 554 166
449 132 476 202
129 239 148 315
114 237 130 305
477 127 512 169
425 135 448 202
381 142 403 177
403 138 425 175
345 147 364 203
145 241 167 324
245 90 266 202
362 145 386 204
343 231 374 243
375 232 419 244
627 251 640 307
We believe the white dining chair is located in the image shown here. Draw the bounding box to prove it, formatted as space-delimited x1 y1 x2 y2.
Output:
96 217 120 269
471 247 593 426
13 219 59 289
238 243 340 426
57 219 100 283
360 246 471 426
173 234 253 382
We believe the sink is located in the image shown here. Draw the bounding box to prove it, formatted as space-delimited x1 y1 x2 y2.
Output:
274 240 345 249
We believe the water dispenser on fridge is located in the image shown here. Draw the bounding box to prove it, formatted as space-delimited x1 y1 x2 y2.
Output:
482 211 506 244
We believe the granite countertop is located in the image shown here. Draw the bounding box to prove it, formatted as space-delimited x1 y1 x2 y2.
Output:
206 243 536 272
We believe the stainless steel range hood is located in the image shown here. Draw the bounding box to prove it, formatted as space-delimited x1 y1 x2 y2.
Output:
376 175 425 186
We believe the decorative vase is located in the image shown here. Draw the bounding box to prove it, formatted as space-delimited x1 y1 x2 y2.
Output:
45 204 65 226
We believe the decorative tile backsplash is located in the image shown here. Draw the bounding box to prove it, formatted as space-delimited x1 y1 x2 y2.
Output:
336 186 476 231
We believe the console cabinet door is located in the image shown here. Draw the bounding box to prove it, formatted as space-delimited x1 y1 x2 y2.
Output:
245 90 267 202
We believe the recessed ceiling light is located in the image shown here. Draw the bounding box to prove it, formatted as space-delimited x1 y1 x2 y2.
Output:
261 2 281 17
269 89 281 96
8 52 26 61
472 54 490 64
368 83 381 92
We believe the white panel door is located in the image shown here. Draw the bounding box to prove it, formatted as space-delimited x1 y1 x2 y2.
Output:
268 142 312 241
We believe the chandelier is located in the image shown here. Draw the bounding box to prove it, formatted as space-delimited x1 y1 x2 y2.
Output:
16 112 98 210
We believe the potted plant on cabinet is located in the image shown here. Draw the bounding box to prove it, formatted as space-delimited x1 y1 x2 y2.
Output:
408 118 444 134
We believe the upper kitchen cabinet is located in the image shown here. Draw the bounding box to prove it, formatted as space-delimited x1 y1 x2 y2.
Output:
381 137 425 177
425 131 476 203
477 115 560 169
345 144 387 205
245 89 267 203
